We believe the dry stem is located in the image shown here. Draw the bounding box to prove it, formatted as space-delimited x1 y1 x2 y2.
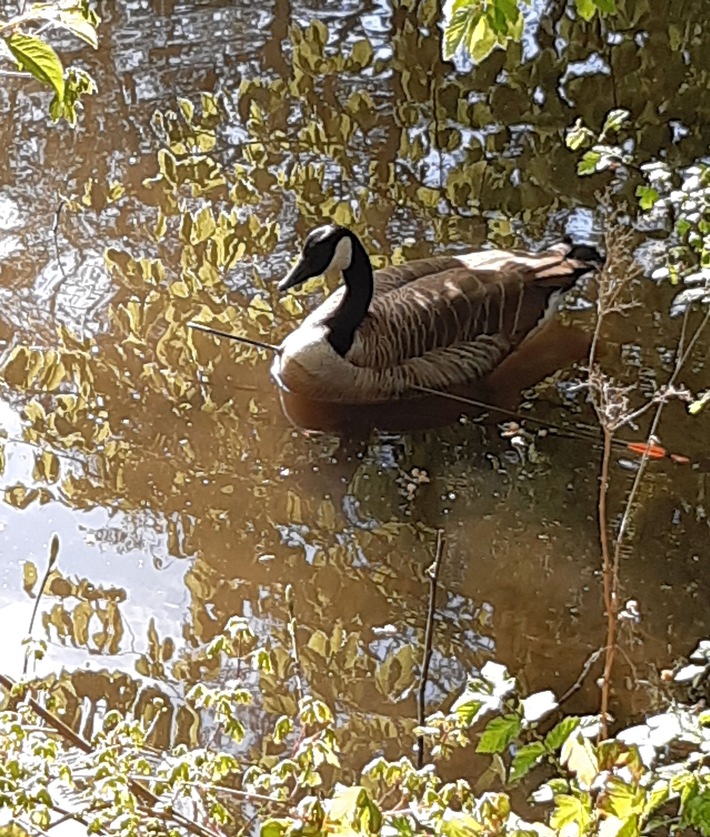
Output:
590 215 709 737
417 529 446 769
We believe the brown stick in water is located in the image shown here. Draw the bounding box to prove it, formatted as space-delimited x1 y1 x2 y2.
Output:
417 529 446 769
188 321 281 354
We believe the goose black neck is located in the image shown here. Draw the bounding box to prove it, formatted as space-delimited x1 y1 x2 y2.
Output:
324 235 374 356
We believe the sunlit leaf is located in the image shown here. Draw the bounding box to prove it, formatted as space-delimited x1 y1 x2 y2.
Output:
633 185 659 211
578 150 601 175
509 741 546 782
416 187 442 208
5 33 65 101
566 119 594 150
43 3 100 48
521 690 558 723
545 717 581 751
575 0 597 20
440 814 485 837
602 777 645 820
444 2 482 60
551 793 591 832
476 714 521 754
562 734 599 787
602 108 630 135
192 205 217 243
328 785 366 822
307 630 329 658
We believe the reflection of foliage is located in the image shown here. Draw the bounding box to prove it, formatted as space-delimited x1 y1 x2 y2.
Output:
0 0 99 124
3 621 710 836
566 110 710 353
444 0 616 64
444 0 523 63
22 561 127 654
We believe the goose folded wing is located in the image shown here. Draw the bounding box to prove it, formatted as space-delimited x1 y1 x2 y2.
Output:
348 264 531 368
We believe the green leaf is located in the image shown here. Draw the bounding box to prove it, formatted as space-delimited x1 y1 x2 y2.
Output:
469 16 502 63
544 717 581 751
676 218 691 237
444 4 482 60
440 814 484 837
40 2 101 49
636 185 660 210
566 119 594 150
5 33 65 100
575 0 597 20
594 0 616 13
602 108 630 135
509 741 546 782
643 782 670 817
578 150 601 175
551 793 591 832
329 786 366 823
682 788 710 836
261 819 289 837
562 734 599 787
476 714 521 754
453 697 484 726
486 0 521 36
51 67 96 125
603 777 645 819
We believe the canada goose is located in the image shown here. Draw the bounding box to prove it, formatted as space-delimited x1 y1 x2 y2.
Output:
270 225 602 405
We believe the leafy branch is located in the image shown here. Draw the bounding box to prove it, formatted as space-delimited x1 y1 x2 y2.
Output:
442 0 617 63
0 0 99 124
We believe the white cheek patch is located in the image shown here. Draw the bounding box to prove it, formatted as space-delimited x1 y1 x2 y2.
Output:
326 237 353 272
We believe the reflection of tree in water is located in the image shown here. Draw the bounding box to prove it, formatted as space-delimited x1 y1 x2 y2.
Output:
0 0 709 767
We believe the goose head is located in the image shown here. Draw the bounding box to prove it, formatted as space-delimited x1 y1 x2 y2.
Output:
278 225 356 291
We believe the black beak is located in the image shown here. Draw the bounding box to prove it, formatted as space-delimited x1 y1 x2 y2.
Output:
278 258 317 292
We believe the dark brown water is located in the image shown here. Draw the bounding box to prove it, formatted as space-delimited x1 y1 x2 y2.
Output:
0 0 708 766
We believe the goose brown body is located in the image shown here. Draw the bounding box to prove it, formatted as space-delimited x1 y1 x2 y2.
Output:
272 227 601 404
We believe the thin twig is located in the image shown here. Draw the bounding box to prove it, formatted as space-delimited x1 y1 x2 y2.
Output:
127 775 291 807
417 529 446 769
559 647 606 705
615 306 710 546
598 427 615 738
285 584 304 705
590 220 710 737
411 384 662 456
188 321 281 354
597 307 709 734
23 534 59 676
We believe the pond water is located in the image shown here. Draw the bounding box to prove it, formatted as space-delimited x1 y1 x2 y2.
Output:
0 0 708 773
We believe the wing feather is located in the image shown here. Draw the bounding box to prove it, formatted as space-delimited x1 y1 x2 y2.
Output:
345 246 596 376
